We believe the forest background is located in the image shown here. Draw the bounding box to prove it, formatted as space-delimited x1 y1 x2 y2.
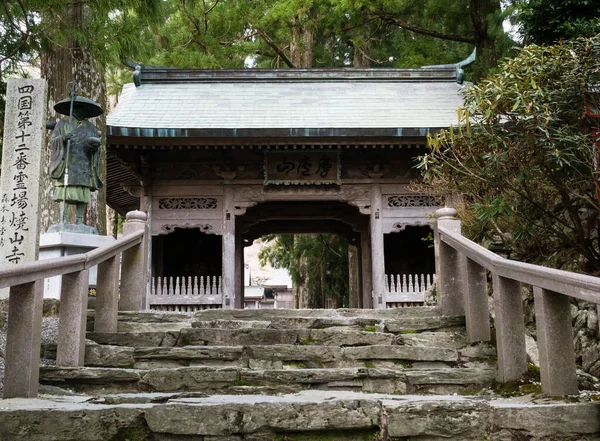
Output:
0 0 599 308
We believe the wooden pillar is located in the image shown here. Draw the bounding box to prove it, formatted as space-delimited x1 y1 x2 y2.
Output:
235 230 244 309
222 187 235 308
361 226 373 309
348 243 360 308
370 184 385 309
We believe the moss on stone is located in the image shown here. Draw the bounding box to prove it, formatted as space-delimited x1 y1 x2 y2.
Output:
362 325 377 332
274 429 380 440
364 360 376 369
299 337 316 345
399 330 419 334
109 426 151 441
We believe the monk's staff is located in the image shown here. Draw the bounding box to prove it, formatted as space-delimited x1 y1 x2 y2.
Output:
62 82 77 224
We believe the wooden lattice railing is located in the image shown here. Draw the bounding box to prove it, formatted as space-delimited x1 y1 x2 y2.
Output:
149 275 222 311
434 207 600 396
384 273 435 308
1 211 148 399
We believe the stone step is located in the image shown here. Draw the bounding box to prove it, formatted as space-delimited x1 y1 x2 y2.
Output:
39 365 496 395
193 306 442 321
43 341 495 370
2 390 598 441
87 320 465 348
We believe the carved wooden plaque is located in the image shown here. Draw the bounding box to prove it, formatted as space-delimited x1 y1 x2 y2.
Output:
264 150 341 185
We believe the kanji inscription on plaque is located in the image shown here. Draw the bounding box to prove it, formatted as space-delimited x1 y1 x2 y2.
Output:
264 150 341 185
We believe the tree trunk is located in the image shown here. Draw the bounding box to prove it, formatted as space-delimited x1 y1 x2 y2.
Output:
471 0 502 68
39 4 107 235
353 40 371 68
290 15 314 68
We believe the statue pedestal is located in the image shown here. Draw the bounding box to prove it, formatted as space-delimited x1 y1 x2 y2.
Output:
39 232 115 299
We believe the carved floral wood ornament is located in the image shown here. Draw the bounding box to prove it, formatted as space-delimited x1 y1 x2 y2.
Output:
158 197 218 210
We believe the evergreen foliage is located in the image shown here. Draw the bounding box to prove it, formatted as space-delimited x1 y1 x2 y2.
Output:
419 35 600 273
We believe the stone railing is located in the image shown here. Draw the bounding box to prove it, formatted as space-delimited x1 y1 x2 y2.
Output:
434 207 600 396
384 273 434 308
1 211 148 399
149 275 223 311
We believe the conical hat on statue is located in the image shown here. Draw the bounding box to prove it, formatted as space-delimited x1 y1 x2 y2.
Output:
54 96 103 118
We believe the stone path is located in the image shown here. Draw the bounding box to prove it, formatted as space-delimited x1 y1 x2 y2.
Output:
1 307 599 440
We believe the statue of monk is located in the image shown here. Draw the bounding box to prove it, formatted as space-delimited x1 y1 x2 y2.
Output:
50 96 103 226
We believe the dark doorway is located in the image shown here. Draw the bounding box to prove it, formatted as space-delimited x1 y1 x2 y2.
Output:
384 226 435 276
152 228 222 279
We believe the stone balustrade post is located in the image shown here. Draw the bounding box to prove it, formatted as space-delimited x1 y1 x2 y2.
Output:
57 269 89 366
493 274 527 382
95 255 120 333
533 287 578 395
465 258 491 343
3 280 44 398
120 210 148 311
434 208 465 316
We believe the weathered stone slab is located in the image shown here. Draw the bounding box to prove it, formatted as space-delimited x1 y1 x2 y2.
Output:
383 316 465 333
404 368 496 385
117 322 192 333
343 345 458 362
140 367 239 392
399 331 468 348
383 398 491 439
247 345 341 363
194 309 340 321
178 328 306 346
241 368 370 384
0 402 149 441
192 319 271 330
269 317 378 330
87 331 180 347
492 401 600 438
40 367 145 383
145 393 381 436
85 344 135 367
134 346 244 362
308 329 395 346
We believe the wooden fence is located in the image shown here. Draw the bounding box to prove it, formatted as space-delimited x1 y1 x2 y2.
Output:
384 273 435 308
149 275 223 311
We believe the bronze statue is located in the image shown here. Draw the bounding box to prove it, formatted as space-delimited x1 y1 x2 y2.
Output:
50 95 103 229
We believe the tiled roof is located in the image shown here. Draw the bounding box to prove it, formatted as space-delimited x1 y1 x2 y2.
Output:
107 68 467 137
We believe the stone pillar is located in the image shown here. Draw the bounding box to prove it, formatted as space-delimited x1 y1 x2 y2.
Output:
533 287 578 395
493 274 527 382
0 79 47 297
434 208 465 316
222 187 235 308
234 230 244 309
465 258 491 343
120 211 148 311
348 244 360 308
2 79 47 398
56 269 89 366
370 184 385 309
3 281 43 398
361 226 373 309
95 255 119 333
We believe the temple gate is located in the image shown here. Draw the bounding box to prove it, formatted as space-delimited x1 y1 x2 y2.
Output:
106 66 466 309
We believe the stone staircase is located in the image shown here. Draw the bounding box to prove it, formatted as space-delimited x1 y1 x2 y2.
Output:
39 307 496 398
2 307 600 440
